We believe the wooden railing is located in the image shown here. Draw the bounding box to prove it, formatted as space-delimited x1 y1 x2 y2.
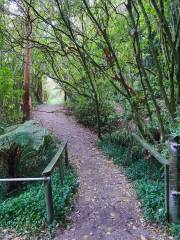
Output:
0 140 69 224
132 133 180 223
42 141 69 223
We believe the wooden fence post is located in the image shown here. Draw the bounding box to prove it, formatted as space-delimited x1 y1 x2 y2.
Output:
169 136 180 222
59 159 64 184
164 164 169 221
44 177 54 224
65 143 69 168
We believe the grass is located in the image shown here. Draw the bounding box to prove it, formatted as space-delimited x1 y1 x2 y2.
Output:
0 167 78 237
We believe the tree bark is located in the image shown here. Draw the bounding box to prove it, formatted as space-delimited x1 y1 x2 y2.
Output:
22 11 32 121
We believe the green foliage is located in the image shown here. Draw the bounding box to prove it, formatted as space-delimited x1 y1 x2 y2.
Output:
67 96 117 131
0 126 5 135
0 66 23 123
172 223 180 240
125 159 162 182
0 0 179 236
169 115 180 138
135 180 165 223
0 121 58 197
68 96 97 127
0 121 78 237
107 130 132 147
0 168 78 234
97 139 127 165
0 120 52 152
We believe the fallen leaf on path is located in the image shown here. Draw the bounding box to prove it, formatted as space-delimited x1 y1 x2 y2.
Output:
140 235 147 240
110 212 116 219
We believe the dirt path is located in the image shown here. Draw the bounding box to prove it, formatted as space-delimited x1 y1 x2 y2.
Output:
33 104 169 240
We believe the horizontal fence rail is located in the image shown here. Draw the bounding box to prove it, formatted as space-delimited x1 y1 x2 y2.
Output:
0 177 49 182
0 140 69 225
42 141 69 176
132 133 180 223
132 133 169 165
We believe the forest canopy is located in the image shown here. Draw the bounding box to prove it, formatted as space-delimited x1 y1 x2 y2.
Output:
0 0 179 142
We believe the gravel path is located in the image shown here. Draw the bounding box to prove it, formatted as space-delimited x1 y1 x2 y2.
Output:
33 104 170 240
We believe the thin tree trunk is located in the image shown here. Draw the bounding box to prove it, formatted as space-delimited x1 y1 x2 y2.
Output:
23 11 32 121
64 91 67 102
126 0 165 141
138 0 174 121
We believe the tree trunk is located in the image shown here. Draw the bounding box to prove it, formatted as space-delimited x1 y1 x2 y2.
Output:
64 90 67 102
7 144 21 193
22 12 32 121
37 78 43 104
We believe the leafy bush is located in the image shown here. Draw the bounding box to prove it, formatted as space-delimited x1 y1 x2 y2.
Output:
0 168 78 234
107 130 132 146
67 96 118 131
0 122 78 237
0 126 5 136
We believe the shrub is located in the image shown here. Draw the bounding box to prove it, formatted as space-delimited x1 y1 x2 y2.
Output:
67 96 118 131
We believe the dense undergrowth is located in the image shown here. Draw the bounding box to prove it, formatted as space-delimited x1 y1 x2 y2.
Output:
66 96 118 134
97 132 180 239
0 168 78 237
0 121 78 238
